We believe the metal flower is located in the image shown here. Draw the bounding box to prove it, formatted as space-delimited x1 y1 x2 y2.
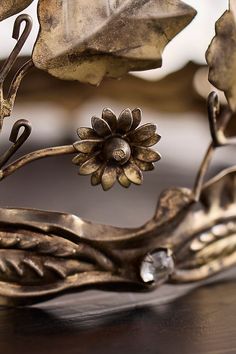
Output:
73 109 161 190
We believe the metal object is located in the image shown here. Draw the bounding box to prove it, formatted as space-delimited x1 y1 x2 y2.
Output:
206 0 236 112
32 0 196 85
73 108 161 190
0 91 234 306
0 12 234 306
0 1 33 21
0 119 32 169
0 14 33 130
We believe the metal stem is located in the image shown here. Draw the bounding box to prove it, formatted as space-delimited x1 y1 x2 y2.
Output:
0 145 76 180
7 59 34 107
192 143 214 201
0 15 32 82
0 119 32 169
192 92 234 201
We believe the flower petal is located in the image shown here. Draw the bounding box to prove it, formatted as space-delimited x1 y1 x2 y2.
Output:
127 124 156 142
134 159 155 171
91 164 105 186
118 172 131 188
102 108 117 132
123 162 143 185
79 157 102 175
92 116 112 137
117 109 133 133
141 134 161 147
72 153 90 166
131 108 142 130
73 139 102 153
101 166 117 191
77 127 98 140
133 146 161 162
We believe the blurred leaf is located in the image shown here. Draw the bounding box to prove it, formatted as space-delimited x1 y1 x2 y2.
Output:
33 0 196 85
207 1 236 111
0 0 33 21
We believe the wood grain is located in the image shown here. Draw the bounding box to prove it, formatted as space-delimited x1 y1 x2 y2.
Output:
0 278 235 354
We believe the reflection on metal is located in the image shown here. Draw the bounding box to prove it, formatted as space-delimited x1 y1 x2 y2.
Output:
0 10 235 306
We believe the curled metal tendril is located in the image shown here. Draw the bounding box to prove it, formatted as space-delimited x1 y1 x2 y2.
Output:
207 91 234 147
0 14 33 169
0 120 32 169
0 14 33 133
193 91 235 201
0 14 32 83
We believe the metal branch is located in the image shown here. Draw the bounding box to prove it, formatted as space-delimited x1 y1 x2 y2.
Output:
0 120 32 169
193 92 235 201
7 59 34 112
208 91 232 147
0 14 32 83
192 143 214 202
0 145 76 181
0 15 33 132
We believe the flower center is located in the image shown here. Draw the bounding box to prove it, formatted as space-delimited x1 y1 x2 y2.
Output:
102 137 131 165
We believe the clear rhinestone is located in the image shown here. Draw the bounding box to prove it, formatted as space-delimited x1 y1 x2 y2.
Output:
140 249 175 284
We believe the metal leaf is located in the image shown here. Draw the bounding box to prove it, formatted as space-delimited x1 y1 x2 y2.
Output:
0 224 115 292
133 146 161 162
33 0 196 85
91 116 112 137
0 231 95 283
73 139 102 153
131 108 142 130
127 123 157 143
123 162 143 185
0 229 79 258
101 165 117 191
118 172 131 188
117 109 133 133
72 153 90 166
77 127 99 140
140 134 161 147
0 249 93 284
206 1 236 111
0 0 33 21
91 164 105 186
134 159 154 171
102 108 117 132
79 156 102 175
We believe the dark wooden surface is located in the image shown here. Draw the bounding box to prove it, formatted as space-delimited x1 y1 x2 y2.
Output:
0 280 235 354
0 148 235 354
